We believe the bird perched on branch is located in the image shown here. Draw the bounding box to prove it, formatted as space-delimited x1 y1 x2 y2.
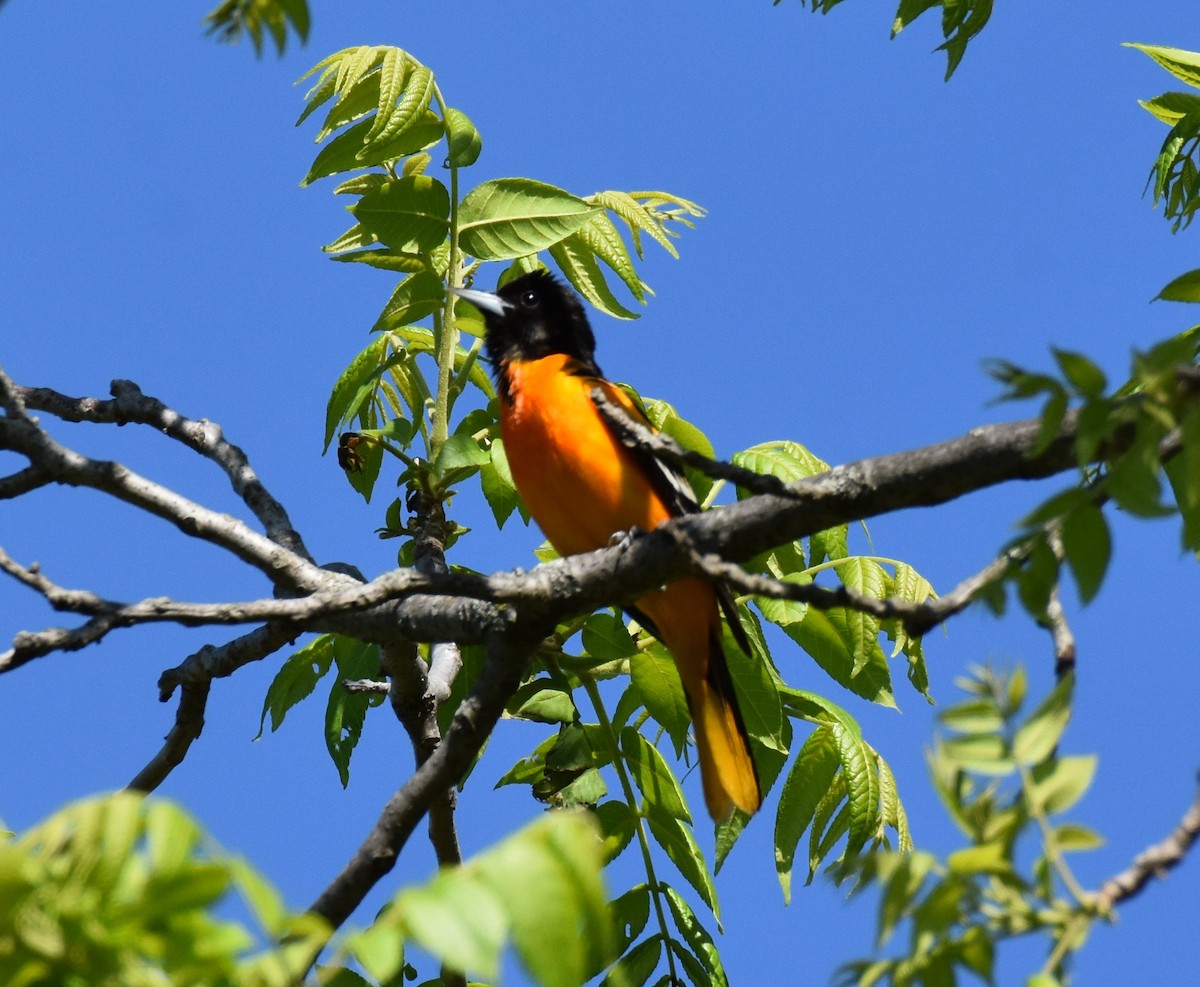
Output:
455 270 761 821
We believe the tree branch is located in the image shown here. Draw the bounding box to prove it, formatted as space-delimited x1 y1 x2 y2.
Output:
309 623 543 930
127 680 212 793
0 367 325 593
1 399 1104 675
16 379 314 560
1095 774 1200 911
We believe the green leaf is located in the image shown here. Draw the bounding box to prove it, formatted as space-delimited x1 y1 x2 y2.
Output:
351 176 450 253
397 873 507 980
1012 675 1073 766
645 814 719 920
1032 388 1069 457
576 207 647 303
257 634 336 738
1155 267 1200 302
1029 755 1097 815
582 612 637 660
938 732 1013 775
630 644 690 756
364 62 434 151
365 47 409 142
620 727 691 824
431 431 490 480
1052 348 1107 397
1125 43 1200 91
1139 90 1200 125
774 725 840 902
829 718 878 855
550 232 639 319
1165 406 1200 549
506 679 576 724
785 605 896 708
1060 502 1111 603
1016 532 1058 621
594 801 637 864
876 754 912 853
323 637 380 786
733 439 829 493
229 856 288 939
946 842 1013 877
315 64 386 142
724 624 786 754
302 112 444 185
754 573 810 628
1053 822 1105 852
445 107 483 168
372 271 445 331
328 247 426 271
458 178 597 261
324 333 391 451
394 812 611 987
1108 432 1173 517
662 886 728 987
601 934 661 987
938 697 1004 735
481 437 520 529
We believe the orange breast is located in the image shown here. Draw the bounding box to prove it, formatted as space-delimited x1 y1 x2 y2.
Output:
499 355 671 559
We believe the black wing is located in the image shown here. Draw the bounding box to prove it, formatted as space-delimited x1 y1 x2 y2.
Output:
584 374 753 658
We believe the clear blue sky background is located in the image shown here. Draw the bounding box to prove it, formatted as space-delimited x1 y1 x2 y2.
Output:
2 2 1199 984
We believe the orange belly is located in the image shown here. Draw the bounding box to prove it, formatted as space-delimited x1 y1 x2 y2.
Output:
499 354 671 558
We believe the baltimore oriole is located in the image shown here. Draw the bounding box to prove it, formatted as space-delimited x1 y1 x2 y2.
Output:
455 271 762 821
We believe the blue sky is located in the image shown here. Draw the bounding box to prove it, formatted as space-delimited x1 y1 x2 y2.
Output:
2 2 1199 984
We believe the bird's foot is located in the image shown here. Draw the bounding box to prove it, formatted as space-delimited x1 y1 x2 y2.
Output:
608 526 643 550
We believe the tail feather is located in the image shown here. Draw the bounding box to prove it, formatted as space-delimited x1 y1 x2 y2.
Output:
691 628 762 821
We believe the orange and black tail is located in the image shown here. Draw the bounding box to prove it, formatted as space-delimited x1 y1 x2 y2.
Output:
639 577 762 821
688 625 761 821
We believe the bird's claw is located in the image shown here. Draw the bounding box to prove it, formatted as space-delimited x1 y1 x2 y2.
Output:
608 527 642 550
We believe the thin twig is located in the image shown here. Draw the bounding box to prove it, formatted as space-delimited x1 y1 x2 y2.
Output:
127 681 211 793
1041 531 1077 683
591 387 800 499
17 379 313 560
0 367 325 593
343 678 390 694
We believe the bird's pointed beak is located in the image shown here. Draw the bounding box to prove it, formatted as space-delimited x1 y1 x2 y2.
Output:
451 285 510 318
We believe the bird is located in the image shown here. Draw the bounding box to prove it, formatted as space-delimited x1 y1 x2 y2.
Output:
454 270 762 821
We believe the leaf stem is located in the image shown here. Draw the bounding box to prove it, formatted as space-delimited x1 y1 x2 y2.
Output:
1016 760 1091 907
430 83 462 457
580 673 679 986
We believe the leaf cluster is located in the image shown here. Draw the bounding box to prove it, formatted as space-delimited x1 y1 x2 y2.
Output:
202 0 309 57
836 666 1102 987
0 792 328 987
787 0 992 79
984 328 1200 622
1130 45 1200 237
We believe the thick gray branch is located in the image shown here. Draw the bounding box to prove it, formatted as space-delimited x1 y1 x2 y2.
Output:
3 406 1092 675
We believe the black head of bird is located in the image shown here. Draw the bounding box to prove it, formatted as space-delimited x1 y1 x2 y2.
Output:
454 270 598 369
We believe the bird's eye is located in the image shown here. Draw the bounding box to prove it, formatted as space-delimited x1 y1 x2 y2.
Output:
520 290 539 308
